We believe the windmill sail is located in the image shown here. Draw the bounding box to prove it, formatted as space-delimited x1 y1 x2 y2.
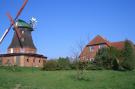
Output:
0 0 28 47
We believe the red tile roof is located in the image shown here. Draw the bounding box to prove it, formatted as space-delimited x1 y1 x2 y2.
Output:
88 35 111 46
87 35 126 50
111 41 125 49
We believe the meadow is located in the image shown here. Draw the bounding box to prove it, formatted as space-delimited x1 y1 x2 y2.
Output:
0 67 135 89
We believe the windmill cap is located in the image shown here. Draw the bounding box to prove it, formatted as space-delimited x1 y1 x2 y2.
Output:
15 19 33 30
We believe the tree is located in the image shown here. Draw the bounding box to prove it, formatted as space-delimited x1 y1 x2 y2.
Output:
57 57 71 70
122 40 135 70
95 47 120 70
71 39 89 80
0 58 2 66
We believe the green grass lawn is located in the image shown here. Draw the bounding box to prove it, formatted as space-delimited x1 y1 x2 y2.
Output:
0 67 135 89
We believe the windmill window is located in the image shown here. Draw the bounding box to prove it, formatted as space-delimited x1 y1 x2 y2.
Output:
27 59 29 62
22 31 24 34
10 48 13 53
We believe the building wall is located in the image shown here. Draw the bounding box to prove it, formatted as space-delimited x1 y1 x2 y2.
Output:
80 44 108 61
0 56 46 67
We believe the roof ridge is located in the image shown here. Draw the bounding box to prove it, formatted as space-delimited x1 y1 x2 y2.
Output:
88 35 111 46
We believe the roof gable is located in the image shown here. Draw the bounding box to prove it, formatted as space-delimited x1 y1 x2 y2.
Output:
88 35 111 46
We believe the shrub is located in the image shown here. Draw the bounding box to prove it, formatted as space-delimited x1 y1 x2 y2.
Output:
43 60 58 71
112 58 119 70
95 47 121 70
122 40 135 70
0 58 2 66
43 57 73 71
86 62 103 70
57 57 71 70
70 60 78 69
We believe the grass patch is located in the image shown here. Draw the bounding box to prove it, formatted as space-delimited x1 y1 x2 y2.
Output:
0 67 135 89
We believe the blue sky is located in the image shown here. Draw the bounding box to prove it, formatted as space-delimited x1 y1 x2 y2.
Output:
0 0 135 58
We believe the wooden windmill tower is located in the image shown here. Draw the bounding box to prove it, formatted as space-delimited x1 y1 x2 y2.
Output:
0 0 47 67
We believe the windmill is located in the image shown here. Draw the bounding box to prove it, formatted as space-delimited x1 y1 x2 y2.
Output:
0 0 47 67
0 0 28 49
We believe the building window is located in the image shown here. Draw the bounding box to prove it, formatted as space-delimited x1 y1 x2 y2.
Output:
39 60 41 63
27 59 29 62
89 46 94 52
99 44 105 49
90 58 94 61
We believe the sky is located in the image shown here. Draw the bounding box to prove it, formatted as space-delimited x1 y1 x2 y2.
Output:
0 0 135 58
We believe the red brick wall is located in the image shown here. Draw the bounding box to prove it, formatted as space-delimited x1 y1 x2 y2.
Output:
0 56 46 67
80 44 108 61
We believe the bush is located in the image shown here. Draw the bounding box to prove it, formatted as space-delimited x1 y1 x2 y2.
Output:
95 47 121 70
122 40 135 70
0 58 2 66
86 62 103 70
43 60 58 71
70 61 78 69
43 57 72 71
57 57 71 70
112 58 119 70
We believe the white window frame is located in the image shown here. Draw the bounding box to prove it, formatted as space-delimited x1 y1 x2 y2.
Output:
22 31 24 34
10 48 13 53
99 44 105 49
89 46 94 52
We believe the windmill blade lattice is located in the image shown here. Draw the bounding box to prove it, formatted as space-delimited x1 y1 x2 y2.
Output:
0 0 28 48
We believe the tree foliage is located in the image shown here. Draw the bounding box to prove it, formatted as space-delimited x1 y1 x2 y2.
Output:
95 40 135 71
122 40 135 70
43 60 58 71
95 47 120 70
57 57 71 70
0 58 2 66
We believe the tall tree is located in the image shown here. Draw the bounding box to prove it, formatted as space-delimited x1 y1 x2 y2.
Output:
122 40 135 70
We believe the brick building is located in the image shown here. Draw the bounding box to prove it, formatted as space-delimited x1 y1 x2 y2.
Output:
0 19 47 67
80 35 134 61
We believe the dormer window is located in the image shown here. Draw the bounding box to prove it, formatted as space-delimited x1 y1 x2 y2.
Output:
99 44 105 49
89 46 94 52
